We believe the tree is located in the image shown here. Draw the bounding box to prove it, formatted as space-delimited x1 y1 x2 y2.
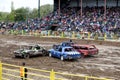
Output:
14 7 30 21
0 4 53 22
29 8 38 18
40 4 53 18
0 12 9 21
7 12 15 22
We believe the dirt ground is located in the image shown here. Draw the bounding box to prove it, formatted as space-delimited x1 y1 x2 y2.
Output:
0 35 120 80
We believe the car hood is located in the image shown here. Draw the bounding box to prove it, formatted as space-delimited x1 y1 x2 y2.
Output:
48 49 54 52
65 51 80 55
14 49 23 52
14 49 31 53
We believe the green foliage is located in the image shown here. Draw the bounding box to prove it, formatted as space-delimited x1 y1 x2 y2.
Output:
14 7 30 21
0 12 9 21
0 4 53 22
7 12 15 21
29 8 38 18
40 4 53 18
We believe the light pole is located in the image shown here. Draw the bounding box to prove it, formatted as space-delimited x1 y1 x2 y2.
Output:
58 0 60 17
38 0 40 18
80 0 82 18
104 0 106 19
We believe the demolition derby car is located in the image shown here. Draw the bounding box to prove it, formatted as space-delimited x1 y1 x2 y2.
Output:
14 45 48 58
72 44 99 57
53 40 99 58
49 46 81 61
52 40 74 49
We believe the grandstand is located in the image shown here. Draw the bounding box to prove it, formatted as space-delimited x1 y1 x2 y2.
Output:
0 0 120 35
54 0 120 9
48 0 119 33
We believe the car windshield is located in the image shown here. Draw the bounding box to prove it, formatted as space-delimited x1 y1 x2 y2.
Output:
73 46 88 50
89 45 95 49
21 46 33 50
62 42 74 46
64 48 75 52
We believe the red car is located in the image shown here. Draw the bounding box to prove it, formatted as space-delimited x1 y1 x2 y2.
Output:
72 44 99 57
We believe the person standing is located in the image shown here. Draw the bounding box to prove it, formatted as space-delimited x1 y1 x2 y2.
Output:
20 62 28 80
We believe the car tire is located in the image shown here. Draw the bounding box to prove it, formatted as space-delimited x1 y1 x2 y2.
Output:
14 55 17 58
81 53 85 58
42 50 46 56
60 56 64 61
23 54 30 59
49 53 52 57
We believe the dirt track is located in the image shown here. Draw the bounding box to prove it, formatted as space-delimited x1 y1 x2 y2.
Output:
0 35 120 80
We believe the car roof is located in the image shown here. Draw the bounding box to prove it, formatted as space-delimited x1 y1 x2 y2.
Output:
72 44 95 47
61 46 73 48
22 44 41 47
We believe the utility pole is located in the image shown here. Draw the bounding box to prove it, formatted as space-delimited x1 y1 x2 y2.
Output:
104 0 106 19
38 0 40 18
80 0 82 17
58 0 60 17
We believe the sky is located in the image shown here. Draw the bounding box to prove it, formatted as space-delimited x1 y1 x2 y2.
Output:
0 0 53 12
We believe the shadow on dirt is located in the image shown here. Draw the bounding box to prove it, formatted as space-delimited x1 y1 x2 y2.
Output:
12 55 48 59
84 55 97 58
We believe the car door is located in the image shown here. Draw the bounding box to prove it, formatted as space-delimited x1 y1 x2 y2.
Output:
53 48 59 58
57 47 62 58
36 46 43 55
79 46 89 55
88 45 98 55
32 46 39 55
51 48 57 57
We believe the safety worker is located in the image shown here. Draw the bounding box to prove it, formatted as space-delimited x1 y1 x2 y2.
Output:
20 62 28 80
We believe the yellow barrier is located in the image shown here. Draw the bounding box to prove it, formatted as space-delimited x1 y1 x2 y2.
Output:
54 71 110 80
0 61 2 80
48 30 51 36
72 31 75 39
50 69 55 80
61 32 64 38
6 30 120 41
0 62 111 80
1 63 51 80
104 33 107 41
88 32 90 40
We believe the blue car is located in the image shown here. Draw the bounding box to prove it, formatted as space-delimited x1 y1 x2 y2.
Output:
49 46 81 61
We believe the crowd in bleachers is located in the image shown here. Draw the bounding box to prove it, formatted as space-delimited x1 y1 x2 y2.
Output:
44 7 120 34
0 6 120 35
0 18 41 31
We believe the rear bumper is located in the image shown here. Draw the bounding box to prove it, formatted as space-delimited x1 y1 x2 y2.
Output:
65 55 81 59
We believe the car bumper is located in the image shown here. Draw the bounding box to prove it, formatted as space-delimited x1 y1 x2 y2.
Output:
65 55 81 59
14 53 23 57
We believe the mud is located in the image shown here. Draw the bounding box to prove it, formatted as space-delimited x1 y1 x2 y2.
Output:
0 35 120 80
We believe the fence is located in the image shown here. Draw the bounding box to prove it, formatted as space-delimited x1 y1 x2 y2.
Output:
1 30 119 41
0 62 111 80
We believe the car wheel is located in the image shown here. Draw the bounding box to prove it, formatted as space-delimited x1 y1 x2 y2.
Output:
81 53 85 58
14 55 17 58
60 56 64 61
49 53 52 57
42 51 46 56
43 51 48 56
23 54 30 59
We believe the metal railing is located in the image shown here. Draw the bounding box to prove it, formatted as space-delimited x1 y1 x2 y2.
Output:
0 62 111 80
1 29 119 41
